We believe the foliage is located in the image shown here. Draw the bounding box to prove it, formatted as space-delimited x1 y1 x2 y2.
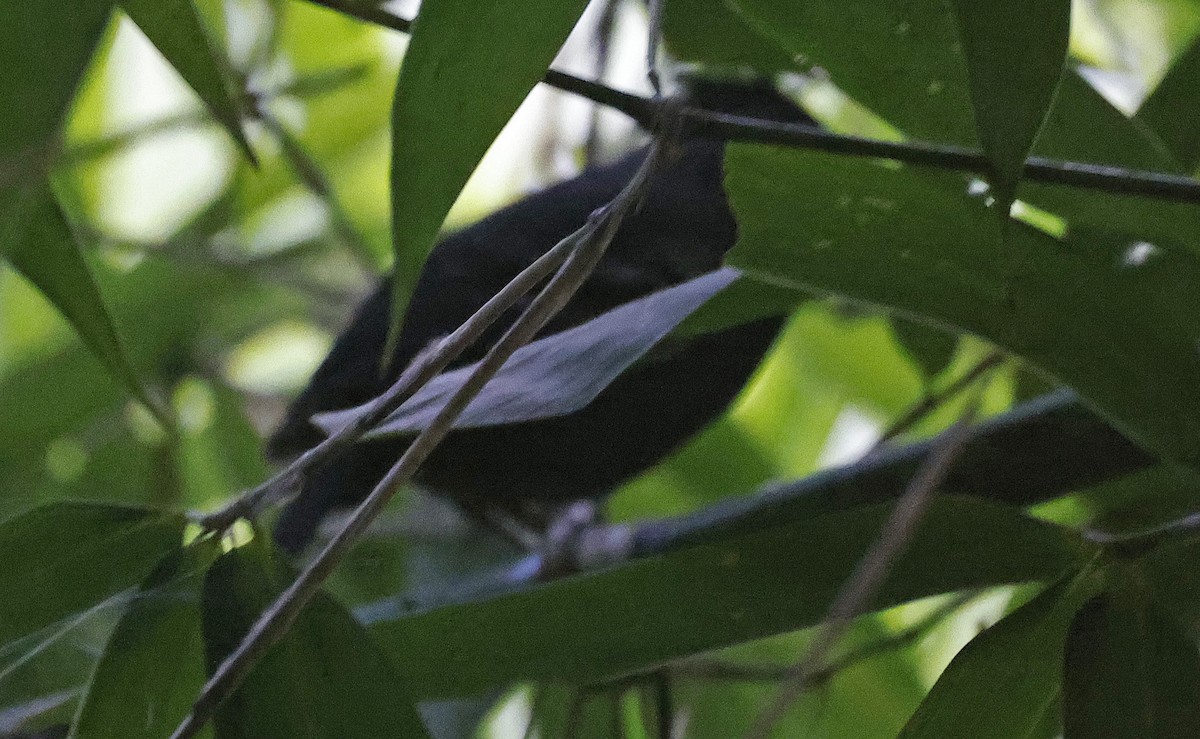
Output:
2 0 1200 737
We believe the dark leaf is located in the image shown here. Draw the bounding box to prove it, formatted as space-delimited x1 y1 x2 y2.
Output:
901 572 1102 738
949 0 1071 203
0 185 169 427
674 272 800 337
726 0 1199 254
728 0 978 144
1063 594 1200 738
0 1 164 422
201 539 429 738
72 542 220 739
891 319 959 381
0 0 112 171
1017 71 1200 257
661 0 795 73
1137 33 1200 171
1139 540 1200 636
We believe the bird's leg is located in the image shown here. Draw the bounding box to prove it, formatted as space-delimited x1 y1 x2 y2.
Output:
457 498 546 551
539 500 601 576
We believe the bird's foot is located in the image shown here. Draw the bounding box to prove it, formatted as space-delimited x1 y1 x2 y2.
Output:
536 500 634 580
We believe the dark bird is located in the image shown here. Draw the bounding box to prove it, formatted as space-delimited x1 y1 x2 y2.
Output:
268 79 816 553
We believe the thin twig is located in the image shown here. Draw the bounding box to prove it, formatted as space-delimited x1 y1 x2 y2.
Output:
874 349 1006 449
172 141 671 739
744 389 989 739
306 0 411 32
651 669 674 739
564 689 588 739
304 0 1200 205
683 108 1200 204
351 392 1146 619
304 0 657 122
259 113 378 273
674 591 977 685
1085 510 1200 555
58 67 369 168
585 0 621 165
645 0 664 97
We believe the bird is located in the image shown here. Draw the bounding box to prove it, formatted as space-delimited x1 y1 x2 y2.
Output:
267 78 817 553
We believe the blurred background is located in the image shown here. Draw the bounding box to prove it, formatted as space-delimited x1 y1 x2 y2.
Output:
2 0 1198 735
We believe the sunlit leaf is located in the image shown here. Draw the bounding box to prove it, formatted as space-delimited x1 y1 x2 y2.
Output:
674 623 926 738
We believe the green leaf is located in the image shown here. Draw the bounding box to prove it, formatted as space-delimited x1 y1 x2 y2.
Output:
0 3 155 421
388 0 589 332
901 572 1102 738
0 503 185 669
201 539 430 739
949 0 1071 204
724 145 1200 468
0 0 113 168
1017 72 1199 258
891 319 959 381
725 0 1198 254
370 497 1088 698
119 0 255 162
1062 594 1200 738
674 622 927 737
1137 34 1200 171
0 184 171 428
1139 540 1200 635
72 542 220 739
534 685 622 739
661 0 795 73
728 0 978 145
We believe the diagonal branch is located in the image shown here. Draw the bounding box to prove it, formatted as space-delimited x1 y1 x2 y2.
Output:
874 349 1006 449
197 216 577 532
171 138 675 739
673 590 978 686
